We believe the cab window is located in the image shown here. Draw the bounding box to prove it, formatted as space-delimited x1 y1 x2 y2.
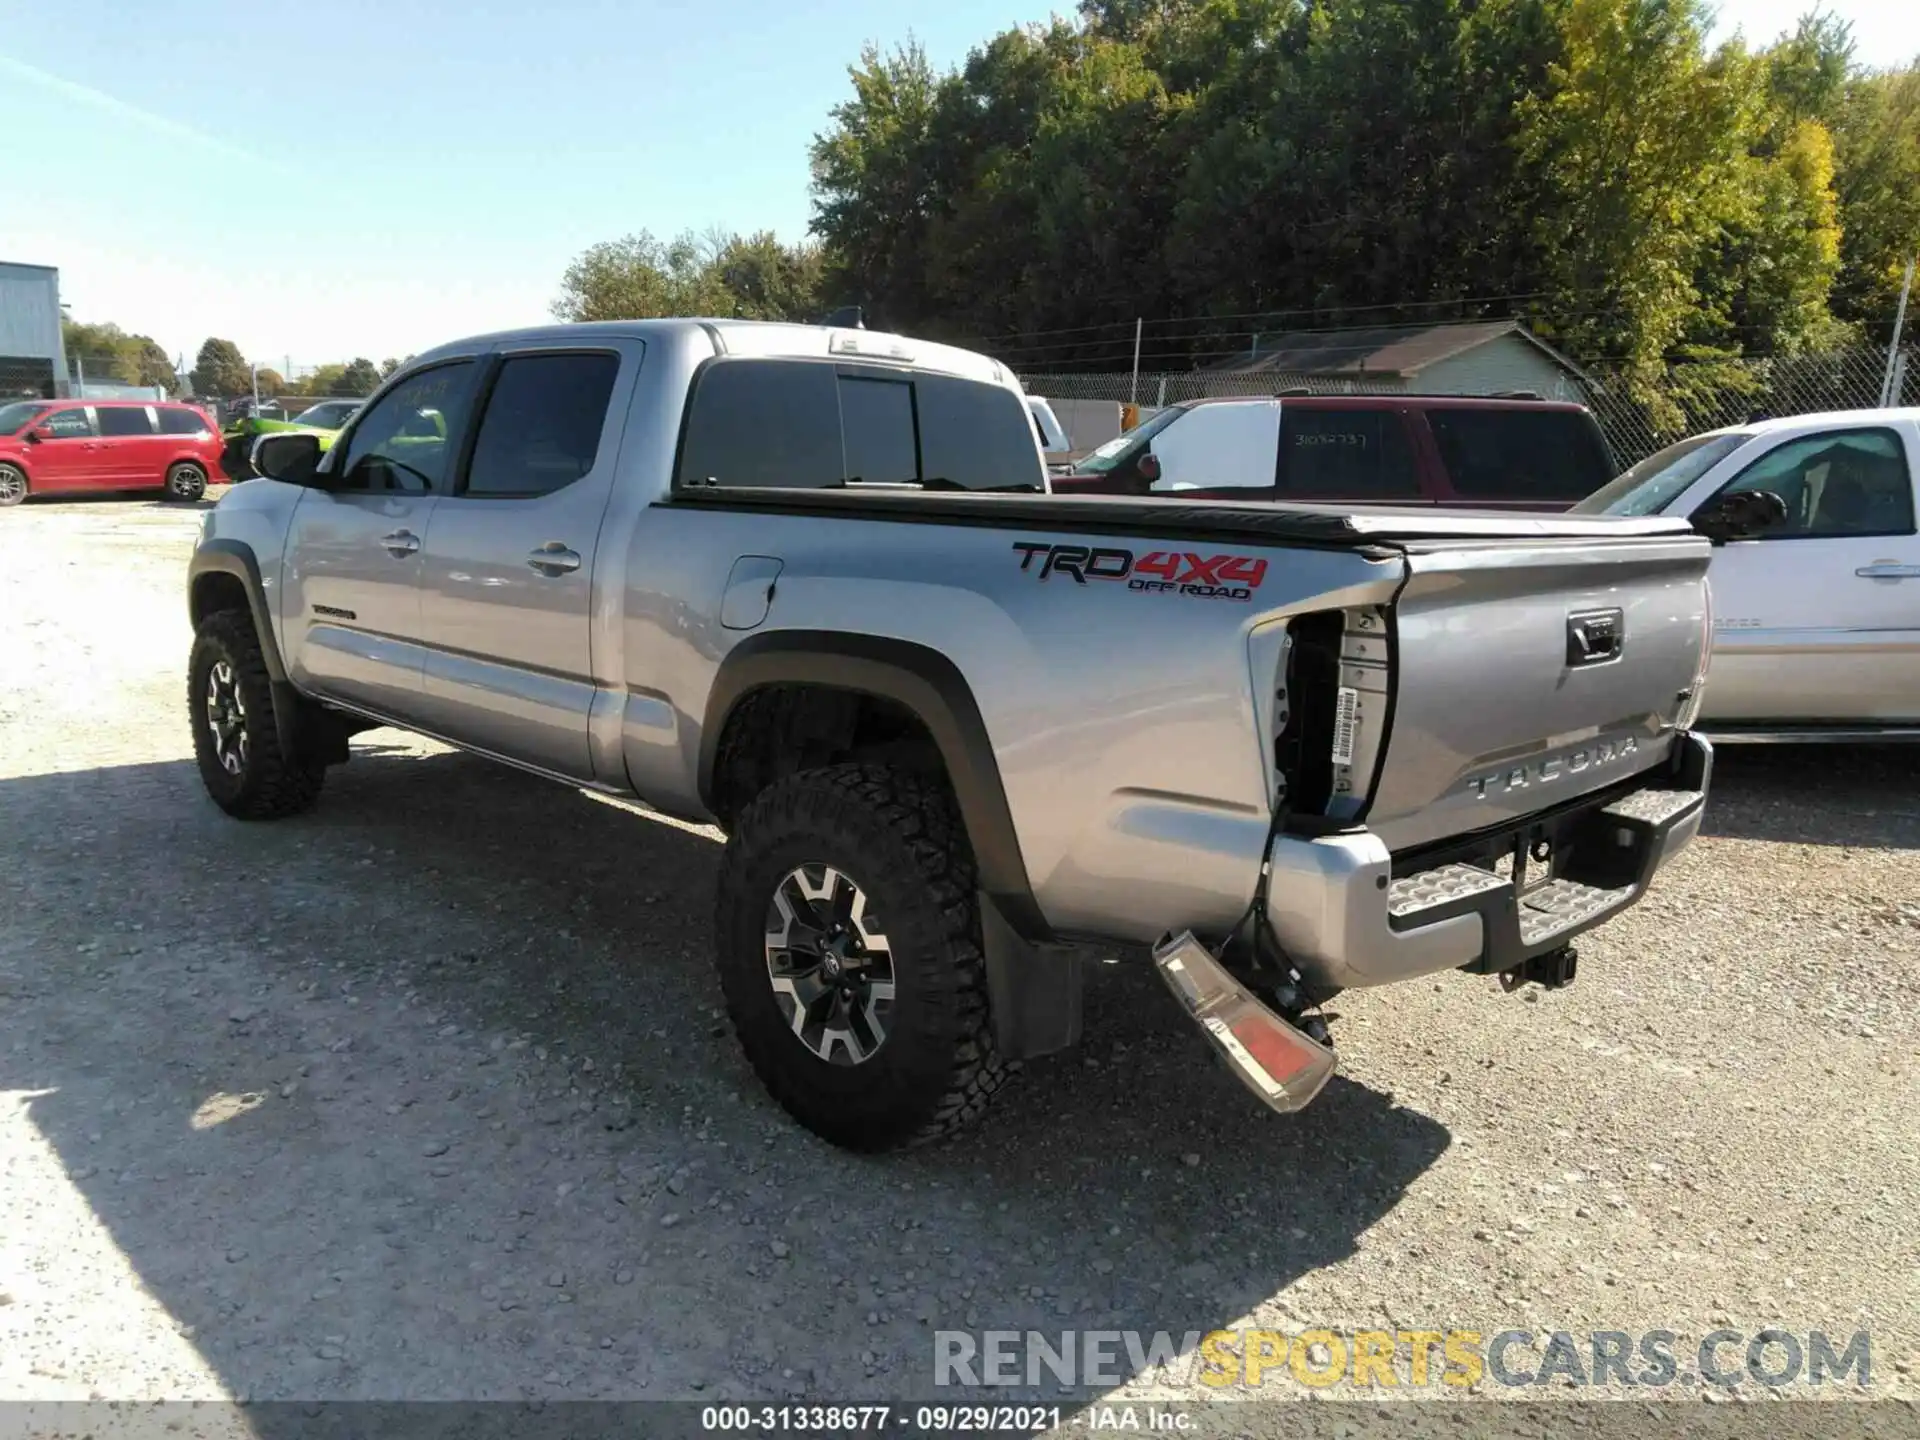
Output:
1276 407 1421 499
1708 429 1916 539
39 408 94 439
334 362 477 492
463 352 620 498
96 407 156 437
1149 402 1281 492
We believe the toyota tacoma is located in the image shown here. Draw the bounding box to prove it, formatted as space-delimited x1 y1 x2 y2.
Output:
185 318 1717 1151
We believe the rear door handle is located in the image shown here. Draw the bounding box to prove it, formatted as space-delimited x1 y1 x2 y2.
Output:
526 542 582 576
380 530 421 557
1855 563 1920 579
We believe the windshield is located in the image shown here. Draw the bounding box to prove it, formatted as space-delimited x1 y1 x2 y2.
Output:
294 402 356 427
1075 405 1186 473
1572 432 1750 516
0 402 48 436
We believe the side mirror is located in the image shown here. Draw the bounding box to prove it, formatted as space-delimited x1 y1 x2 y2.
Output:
24 427 48 445
1692 488 1787 545
1135 451 1162 486
252 430 323 485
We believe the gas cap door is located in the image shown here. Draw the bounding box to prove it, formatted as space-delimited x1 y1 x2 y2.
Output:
720 555 784 631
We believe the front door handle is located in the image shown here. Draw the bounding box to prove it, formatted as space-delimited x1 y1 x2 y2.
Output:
1855 563 1920 579
526 542 582 576
380 530 421 557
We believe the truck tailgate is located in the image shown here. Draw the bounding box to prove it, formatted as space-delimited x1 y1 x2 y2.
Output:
1364 533 1712 853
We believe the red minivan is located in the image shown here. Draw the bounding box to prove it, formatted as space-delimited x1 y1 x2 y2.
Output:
0 399 225 506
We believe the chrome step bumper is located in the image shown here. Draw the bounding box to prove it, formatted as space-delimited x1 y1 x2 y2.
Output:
1265 733 1713 992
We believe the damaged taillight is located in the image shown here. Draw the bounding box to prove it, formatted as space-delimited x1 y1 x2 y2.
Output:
1153 931 1336 1112
1273 606 1390 821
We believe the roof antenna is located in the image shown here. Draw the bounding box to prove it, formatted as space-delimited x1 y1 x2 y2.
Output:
821 305 866 330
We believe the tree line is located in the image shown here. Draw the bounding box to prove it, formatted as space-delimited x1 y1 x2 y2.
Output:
61 319 405 400
562 0 1920 383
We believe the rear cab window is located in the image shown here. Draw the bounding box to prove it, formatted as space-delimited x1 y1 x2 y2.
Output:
1276 406 1422 500
1427 407 1614 503
675 358 1042 492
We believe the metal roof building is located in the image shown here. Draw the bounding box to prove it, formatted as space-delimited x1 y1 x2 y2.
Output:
1207 320 1596 400
0 262 67 399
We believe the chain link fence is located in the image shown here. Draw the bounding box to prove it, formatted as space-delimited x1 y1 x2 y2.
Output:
1022 343 1919 466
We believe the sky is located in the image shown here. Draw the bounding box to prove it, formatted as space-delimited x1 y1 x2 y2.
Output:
2 0 1916 376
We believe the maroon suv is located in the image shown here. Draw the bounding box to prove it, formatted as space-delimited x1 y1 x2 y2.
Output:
1051 394 1617 510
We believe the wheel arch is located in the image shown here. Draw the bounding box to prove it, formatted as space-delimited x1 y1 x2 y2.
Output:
189 540 304 761
700 630 1045 942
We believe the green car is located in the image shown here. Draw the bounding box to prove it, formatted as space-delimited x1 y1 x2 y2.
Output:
222 399 363 480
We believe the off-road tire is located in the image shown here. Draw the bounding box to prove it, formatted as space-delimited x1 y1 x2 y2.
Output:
715 763 1007 1151
163 461 208 503
188 609 325 819
0 463 26 507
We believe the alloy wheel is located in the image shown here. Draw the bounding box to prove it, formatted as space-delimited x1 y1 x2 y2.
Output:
763 864 896 1065
204 660 249 775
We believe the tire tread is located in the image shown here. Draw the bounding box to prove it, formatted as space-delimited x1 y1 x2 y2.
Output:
715 763 1007 1150
189 609 325 819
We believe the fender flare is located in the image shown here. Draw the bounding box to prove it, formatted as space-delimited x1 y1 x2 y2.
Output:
700 629 1045 936
187 540 300 758
700 630 1080 1059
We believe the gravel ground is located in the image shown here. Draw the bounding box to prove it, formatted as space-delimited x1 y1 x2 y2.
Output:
1 495 1916 1413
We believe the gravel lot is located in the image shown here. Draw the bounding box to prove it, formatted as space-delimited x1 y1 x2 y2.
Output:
1 495 1916 1412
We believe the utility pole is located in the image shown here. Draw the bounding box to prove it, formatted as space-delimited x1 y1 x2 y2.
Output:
251 363 260 409
1884 253 1916 408
1129 317 1143 406
74 352 85 397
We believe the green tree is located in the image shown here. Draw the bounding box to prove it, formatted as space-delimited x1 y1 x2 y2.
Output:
253 367 288 396
1831 62 1920 334
810 43 947 330
61 318 178 389
190 338 251 397
379 357 402 380
552 229 738 321
711 231 826 320
801 0 1879 369
1515 0 1760 374
1761 10 1853 127
126 338 178 390
334 358 381 396
298 364 347 397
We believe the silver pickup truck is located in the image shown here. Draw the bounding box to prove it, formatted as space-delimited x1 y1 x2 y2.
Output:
185 318 1716 1151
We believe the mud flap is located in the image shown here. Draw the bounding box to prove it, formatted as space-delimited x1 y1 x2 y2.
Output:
979 894 1082 1061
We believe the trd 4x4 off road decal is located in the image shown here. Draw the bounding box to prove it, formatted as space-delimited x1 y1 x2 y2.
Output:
1012 541 1268 601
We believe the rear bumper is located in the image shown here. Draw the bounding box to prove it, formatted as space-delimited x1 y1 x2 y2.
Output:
1267 731 1712 992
